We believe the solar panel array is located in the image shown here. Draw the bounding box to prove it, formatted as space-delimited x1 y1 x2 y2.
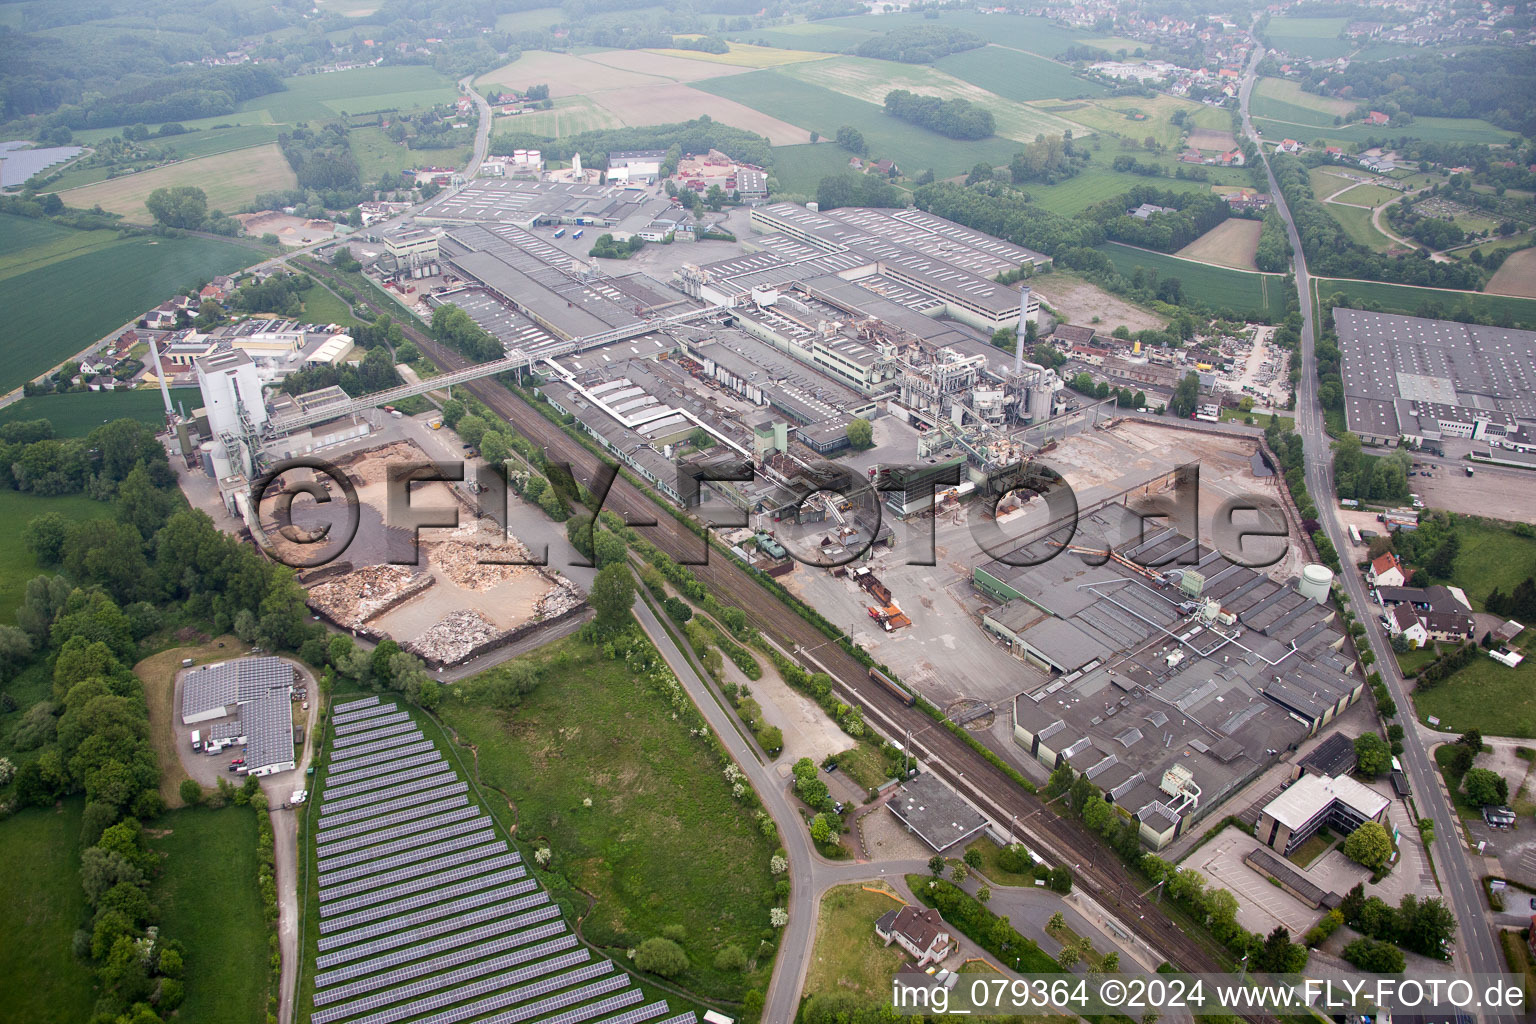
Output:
313 699 696 1024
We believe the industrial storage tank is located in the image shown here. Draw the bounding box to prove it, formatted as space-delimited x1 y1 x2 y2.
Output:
199 441 216 478
209 442 235 482
1297 563 1333 604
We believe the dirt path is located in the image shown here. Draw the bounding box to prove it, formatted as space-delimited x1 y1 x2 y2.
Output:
261 681 318 1024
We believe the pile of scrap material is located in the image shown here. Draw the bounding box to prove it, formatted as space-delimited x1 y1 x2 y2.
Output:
307 564 432 628
534 575 584 619
341 440 423 484
426 520 537 591
406 609 500 664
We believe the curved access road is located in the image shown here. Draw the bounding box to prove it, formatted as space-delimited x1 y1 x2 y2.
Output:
1239 45 1514 1014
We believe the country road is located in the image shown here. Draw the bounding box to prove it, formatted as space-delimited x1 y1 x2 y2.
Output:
1238 42 1515 1018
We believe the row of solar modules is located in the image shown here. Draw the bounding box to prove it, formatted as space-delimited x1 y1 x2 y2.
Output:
314 701 695 1024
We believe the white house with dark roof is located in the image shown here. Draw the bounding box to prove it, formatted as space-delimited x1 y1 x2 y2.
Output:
874 905 954 966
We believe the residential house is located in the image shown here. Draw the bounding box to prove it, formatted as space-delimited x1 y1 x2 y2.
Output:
144 302 182 329
1130 203 1174 220
874 906 953 967
1278 139 1302 154
1325 146 1344 158
1384 604 1429 648
1365 111 1390 125
1422 609 1475 643
1367 552 1406 588
1220 149 1245 166
872 158 898 176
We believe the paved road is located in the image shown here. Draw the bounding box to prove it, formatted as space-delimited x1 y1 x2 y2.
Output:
262 686 319 1024
1238 46 1513 1010
460 75 493 178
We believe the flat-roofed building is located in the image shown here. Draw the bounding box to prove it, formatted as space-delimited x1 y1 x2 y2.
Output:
1258 772 1389 855
1335 308 1536 446
888 772 989 852
180 657 298 776
384 227 439 263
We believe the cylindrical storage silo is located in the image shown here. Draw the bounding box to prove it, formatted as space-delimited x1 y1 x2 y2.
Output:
210 443 234 481
199 441 216 478
1298 563 1333 604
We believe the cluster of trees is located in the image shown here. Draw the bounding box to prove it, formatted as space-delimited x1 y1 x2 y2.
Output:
1269 154 1483 289
914 180 1105 258
490 118 771 180
1009 133 1088 185
447 398 573 523
142 185 239 236
833 125 866 156
1342 820 1393 870
277 347 399 399
1 418 169 500
431 302 503 362
882 90 994 140
790 758 841 846
1338 882 1458 959
279 123 361 192
815 174 902 211
1354 731 1394 777
1068 372 1148 410
589 233 646 259
1329 434 1410 505
853 25 983 63
1486 576 1536 620
1088 187 1231 253
1342 936 1406 973
667 35 730 54
1383 510 1462 581
322 635 440 709
1254 207 1292 273
1043 763 1156 866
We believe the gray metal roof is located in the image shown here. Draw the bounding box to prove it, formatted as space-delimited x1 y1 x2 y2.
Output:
182 656 293 722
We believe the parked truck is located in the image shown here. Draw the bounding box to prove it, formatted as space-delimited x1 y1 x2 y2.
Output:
1466 465 1475 476
190 730 202 752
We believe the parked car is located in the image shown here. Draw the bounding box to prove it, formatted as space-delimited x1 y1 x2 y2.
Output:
229 757 245 767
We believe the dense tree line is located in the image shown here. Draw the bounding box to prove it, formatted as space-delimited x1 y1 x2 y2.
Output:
815 174 903 211
1254 206 1292 273
1270 154 1484 289
834 125 866 156
1009 133 1088 185
1087 186 1230 253
853 25 983 63
0 419 170 500
277 348 399 399
883 90 994 140
5 50 283 128
279 123 361 193
1296 49 1536 137
914 180 1105 256
491 118 771 178
1337 883 1458 960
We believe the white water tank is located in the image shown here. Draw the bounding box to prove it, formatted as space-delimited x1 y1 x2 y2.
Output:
1298 563 1333 604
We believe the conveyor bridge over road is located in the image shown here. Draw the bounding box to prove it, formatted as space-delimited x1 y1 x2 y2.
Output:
266 303 730 435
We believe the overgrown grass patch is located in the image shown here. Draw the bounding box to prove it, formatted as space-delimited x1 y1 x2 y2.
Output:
0 801 99 1022
802 884 907 1001
149 805 269 1024
433 633 779 1001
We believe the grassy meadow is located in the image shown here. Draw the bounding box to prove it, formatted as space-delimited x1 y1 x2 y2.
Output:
1099 241 1288 316
0 802 98 1023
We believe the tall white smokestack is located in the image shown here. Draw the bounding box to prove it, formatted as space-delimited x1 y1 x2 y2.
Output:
148 337 175 423
1014 284 1032 375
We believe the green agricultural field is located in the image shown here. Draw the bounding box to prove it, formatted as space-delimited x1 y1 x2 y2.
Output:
1099 242 1287 317
240 66 459 122
0 802 99 1023
0 230 256 394
433 634 779 1002
771 142 866 196
728 23 877 53
1309 165 1363 199
935 44 1107 102
775 56 1088 143
0 490 111 623
68 109 279 147
1315 277 1536 328
1249 93 1340 130
494 6 564 32
1253 77 1355 119
150 807 269 1024
495 95 625 139
1066 94 1209 150
1266 17 1354 60
0 388 199 435
1328 203 1397 252
818 11 1105 58
695 71 1023 180
1254 114 1515 149
0 213 121 278
1020 163 1218 216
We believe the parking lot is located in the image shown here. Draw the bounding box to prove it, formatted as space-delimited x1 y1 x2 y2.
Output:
1194 829 1323 937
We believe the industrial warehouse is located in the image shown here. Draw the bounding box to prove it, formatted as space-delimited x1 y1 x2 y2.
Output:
991 503 1363 849
180 656 300 777
1335 308 1536 447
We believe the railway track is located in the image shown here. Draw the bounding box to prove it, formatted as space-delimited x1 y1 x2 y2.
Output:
314 273 1273 1012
